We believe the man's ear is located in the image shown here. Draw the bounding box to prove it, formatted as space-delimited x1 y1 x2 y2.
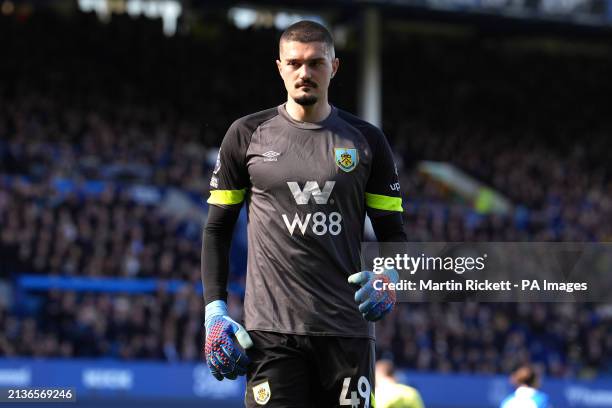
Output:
276 59 282 76
331 57 340 78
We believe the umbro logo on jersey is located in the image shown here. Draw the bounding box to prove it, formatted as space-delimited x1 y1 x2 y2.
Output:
262 151 281 162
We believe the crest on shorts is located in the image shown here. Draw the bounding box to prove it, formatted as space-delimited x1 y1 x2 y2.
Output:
253 381 271 405
335 148 359 172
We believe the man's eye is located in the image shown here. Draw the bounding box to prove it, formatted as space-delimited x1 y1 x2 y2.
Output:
288 61 298 66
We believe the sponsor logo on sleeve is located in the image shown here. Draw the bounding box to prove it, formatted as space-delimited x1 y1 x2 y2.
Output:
213 149 222 174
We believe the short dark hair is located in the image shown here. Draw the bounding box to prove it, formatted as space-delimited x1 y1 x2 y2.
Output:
279 20 334 56
511 365 538 388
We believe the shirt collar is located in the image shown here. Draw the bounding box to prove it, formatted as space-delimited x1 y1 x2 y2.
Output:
277 103 337 130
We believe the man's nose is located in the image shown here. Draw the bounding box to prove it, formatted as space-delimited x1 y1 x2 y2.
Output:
298 64 312 79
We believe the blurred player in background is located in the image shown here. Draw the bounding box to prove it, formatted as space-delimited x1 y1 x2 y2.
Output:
202 20 406 407
375 359 425 408
499 365 551 408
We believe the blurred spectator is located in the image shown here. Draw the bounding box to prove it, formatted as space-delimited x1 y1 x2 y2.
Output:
499 365 551 408
376 359 426 408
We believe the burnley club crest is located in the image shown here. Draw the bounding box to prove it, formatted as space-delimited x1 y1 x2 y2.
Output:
334 148 359 172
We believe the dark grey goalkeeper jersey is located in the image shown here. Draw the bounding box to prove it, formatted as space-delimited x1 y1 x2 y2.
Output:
208 104 403 339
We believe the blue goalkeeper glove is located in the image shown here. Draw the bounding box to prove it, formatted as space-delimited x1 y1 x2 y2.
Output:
204 300 253 381
348 269 399 321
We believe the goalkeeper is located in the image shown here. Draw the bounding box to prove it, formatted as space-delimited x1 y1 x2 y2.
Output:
202 20 407 408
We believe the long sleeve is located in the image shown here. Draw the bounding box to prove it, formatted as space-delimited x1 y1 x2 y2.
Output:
202 204 241 305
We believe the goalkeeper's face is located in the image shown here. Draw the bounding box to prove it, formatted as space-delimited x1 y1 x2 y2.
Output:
276 40 339 107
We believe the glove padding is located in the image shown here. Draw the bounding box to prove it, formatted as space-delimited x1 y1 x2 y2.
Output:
204 302 253 381
348 269 398 321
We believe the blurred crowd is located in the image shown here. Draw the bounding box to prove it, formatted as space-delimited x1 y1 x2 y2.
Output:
0 182 202 281
1 288 610 378
377 302 612 378
399 128 612 242
0 286 215 361
0 9 611 378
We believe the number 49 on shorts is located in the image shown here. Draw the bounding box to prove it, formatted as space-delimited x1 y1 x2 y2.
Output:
339 376 373 408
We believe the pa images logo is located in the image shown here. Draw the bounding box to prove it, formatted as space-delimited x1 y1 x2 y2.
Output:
253 381 271 405
335 148 359 172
